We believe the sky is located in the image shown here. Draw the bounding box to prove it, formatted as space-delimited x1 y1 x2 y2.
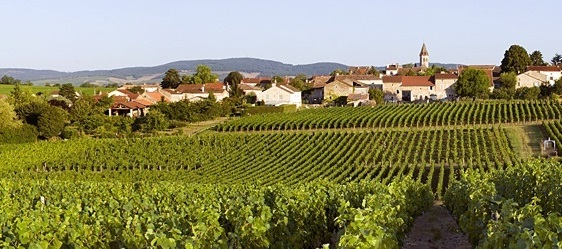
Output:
1 0 561 72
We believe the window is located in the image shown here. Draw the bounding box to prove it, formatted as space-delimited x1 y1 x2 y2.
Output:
396 90 400 94
430 86 434 90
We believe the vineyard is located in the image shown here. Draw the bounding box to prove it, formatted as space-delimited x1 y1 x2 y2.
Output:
2 100 562 247
445 160 562 248
216 100 562 131
1 127 517 198
0 177 432 248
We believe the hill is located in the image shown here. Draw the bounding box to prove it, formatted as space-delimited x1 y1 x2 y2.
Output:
0 58 349 85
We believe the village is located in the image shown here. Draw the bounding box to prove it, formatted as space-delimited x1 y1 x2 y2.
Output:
95 43 562 117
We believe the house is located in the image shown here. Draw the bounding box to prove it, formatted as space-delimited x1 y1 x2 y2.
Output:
382 76 403 101
385 64 400 76
348 66 370 75
400 76 435 102
309 75 331 104
517 71 548 88
239 83 262 96
107 89 139 101
137 91 170 104
242 77 272 89
119 83 160 93
175 83 229 102
347 93 370 107
258 84 301 106
108 100 148 117
433 73 457 100
324 80 354 100
160 89 186 102
526 66 561 85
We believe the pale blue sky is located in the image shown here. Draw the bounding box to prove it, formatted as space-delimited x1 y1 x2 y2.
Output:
1 0 561 71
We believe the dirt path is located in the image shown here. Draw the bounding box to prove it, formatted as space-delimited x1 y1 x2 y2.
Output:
402 201 471 249
504 124 546 159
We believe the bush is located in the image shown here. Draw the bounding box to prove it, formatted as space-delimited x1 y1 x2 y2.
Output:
246 105 297 115
0 124 38 144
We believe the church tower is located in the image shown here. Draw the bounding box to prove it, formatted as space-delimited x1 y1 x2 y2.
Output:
419 43 429 68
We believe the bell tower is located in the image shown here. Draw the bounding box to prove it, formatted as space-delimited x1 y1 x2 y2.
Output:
419 43 429 68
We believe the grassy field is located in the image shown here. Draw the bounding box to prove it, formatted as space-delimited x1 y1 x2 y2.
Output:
0 84 116 96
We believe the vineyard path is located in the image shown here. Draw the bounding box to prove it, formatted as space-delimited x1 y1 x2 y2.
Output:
402 201 471 249
504 124 546 159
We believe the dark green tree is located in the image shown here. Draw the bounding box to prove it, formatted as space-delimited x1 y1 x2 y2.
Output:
289 74 310 91
491 72 517 100
515 87 540 100
128 86 145 94
37 106 67 139
330 69 347 76
132 111 168 133
161 68 182 89
552 54 562 66
271 75 285 84
405 70 416 76
500 45 532 73
529 50 547 66
454 68 490 98
367 66 380 77
59 83 78 102
368 88 384 104
224 71 244 98
0 75 20 85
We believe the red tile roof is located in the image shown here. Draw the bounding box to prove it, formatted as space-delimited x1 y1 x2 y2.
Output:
311 75 332 88
239 83 262 91
382 76 402 83
175 83 225 94
527 66 561 72
144 92 170 102
401 76 434 87
347 93 369 101
434 73 458 80
242 77 271 84
334 75 378 81
117 89 139 100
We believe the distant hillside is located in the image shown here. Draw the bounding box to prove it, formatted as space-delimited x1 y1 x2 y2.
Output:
0 58 349 85
0 58 464 86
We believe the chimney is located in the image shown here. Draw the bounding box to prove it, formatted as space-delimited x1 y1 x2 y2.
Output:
201 84 205 92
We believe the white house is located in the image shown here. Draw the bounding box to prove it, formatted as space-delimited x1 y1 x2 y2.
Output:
107 89 138 101
433 73 457 100
526 66 561 85
516 71 548 88
258 84 301 106
175 83 229 102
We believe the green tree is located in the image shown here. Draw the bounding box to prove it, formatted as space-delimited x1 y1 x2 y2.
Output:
0 75 21 85
0 98 22 130
367 66 380 77
422 65 448 76
455 68 490 99
552 54 562 66
80 82 96 88
500 45 532 73
271 75 285 84
530 50 547 66
132 111 168 133
491 72 517 100
161 68 182 89
552 78 562 95
37 106 67 139
405 70 416 76
368 88 384 105
183 65 219 84
59 83 78 102
515 87 540 100
330 69 347 76
128 86 145 94
402 63 414 68
224 71 244 98
289 74 310 91
9 82 32 107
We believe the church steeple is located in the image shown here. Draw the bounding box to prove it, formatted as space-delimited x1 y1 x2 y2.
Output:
419 43 429 68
